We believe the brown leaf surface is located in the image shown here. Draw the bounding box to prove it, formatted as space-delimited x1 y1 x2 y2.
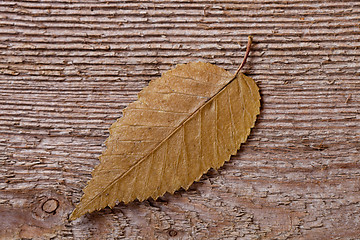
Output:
70 62 260 220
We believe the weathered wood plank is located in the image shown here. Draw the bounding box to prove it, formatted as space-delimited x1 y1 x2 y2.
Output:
0 0 359 239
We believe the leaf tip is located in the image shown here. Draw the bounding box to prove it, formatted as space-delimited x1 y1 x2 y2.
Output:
68 203 87 221
68 209 79 221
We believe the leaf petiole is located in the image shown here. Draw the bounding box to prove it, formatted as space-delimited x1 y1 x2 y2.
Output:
235 35 253 76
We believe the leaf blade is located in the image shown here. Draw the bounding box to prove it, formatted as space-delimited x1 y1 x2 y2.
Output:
70 62 260 220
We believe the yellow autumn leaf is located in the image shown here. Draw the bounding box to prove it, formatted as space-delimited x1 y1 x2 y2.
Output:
70 37 260 220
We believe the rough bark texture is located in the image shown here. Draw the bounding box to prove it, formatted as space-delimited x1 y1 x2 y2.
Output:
0 0 359 239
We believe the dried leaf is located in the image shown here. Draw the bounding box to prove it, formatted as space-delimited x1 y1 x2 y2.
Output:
70 39 260 220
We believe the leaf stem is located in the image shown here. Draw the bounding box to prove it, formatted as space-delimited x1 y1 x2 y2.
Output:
234 35 253 76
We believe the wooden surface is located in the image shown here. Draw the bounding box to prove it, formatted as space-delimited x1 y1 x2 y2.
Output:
0 0 359 239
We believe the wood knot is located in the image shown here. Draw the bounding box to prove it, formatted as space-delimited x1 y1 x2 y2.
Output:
168 229 178 237
41 198 59 214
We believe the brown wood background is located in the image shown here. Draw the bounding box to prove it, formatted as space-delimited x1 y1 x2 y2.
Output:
0 0 359 239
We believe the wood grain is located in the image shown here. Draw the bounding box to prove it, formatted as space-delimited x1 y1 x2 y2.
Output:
0 0 359 239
